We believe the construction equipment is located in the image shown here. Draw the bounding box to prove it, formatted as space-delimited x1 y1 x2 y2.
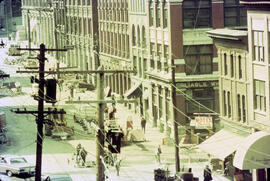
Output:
45 108 74 140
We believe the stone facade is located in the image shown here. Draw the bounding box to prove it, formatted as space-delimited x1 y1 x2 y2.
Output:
21 0 247 139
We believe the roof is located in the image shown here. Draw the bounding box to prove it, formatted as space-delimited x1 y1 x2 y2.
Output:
207 29 247 40
240 0 270 5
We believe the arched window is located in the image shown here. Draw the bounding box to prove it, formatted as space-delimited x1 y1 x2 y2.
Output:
142 26 146 48
137 26 140 46
132 25 136 46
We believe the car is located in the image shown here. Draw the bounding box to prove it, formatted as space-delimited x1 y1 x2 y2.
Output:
42 174 73 181
0 155 35 177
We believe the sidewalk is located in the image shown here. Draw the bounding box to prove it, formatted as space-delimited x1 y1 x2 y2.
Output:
55 82 232 180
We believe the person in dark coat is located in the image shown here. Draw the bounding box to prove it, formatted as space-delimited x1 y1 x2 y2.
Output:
140 116 146 133
203 165 213 181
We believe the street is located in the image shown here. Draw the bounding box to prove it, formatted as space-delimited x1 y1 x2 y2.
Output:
0 44 229 181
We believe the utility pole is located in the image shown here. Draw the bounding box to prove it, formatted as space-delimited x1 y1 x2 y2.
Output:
14 44 70 181
36 44 45 181
17 58 135 181
171 59 180 172
96 65 105 181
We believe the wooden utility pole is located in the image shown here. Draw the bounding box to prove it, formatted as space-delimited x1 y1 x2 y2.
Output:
171 59 180 172
17 55 135 181
36 43 45 181
15 44 70 181
96 66 105 181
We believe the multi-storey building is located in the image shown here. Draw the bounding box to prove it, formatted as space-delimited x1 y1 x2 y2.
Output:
98 0 131 97
204 1 270 180
0 0 22 39
21 0 248 144
139 0 247 139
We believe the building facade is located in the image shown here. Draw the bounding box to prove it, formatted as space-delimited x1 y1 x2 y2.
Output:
0 0 22 39
205 1 270 180
21 0 248 141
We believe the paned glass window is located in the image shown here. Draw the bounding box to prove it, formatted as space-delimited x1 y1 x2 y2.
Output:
184 45 212 75
224 0 247 27
183 0 211 28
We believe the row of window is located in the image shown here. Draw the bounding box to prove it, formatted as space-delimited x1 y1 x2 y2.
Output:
183 0 246 28
132 25 146 48
152 86 171 121
99 9 128 23
99 30 130 58
149 3 168 28
66 0 91 6
66 16 92 36
98 0 128 8
130 0 145 13
223 90 247 122
223 53 243 79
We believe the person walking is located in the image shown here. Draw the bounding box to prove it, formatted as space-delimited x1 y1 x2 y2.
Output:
141 116 146 133
155 145 162 164
203 165 213 181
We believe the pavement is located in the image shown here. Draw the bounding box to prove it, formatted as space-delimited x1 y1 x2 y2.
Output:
53 79 232 181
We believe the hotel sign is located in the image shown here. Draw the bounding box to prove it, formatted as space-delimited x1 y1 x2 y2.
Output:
194 116 213 129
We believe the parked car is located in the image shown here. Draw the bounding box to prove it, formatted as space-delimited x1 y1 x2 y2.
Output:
0 155 35 177
42 174 73 181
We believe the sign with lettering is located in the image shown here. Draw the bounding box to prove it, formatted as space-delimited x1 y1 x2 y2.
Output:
194 116 213 129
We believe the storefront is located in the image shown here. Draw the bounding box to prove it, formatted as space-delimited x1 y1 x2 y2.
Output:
197 127 251 179
233 131 270 181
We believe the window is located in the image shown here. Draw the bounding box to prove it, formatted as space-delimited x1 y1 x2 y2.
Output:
133 56 137 76
228 91 231 118
237 94 241 121
137 26 140 46
242 95 246 122
159 88 163 119
186 88 214 114
183 0 211 28
142 26 146 48
224 53 228 75
224 0 247 27
253 31 264 62
132 25 136 46
184 45 212 75
157 6 161 27
255 80 266 111
238 55 242 79
157 44 162 59
163 5 168 28
166 90 171 120
150 43 155 58
223 91 227 116
231 54 234 77
150 6 154 26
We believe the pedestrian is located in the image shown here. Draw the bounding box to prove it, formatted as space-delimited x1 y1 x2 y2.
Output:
70 85 74 100
141 116 146 133
203 165 213 181
76 143 82 163
155 145 162 164
115 158 122 176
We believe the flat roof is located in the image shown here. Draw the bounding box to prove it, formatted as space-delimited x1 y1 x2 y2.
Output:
207 29 247 40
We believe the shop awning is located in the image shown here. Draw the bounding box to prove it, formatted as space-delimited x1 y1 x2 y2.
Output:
124 82 142 99
197 129 248 161
233 131 270 170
